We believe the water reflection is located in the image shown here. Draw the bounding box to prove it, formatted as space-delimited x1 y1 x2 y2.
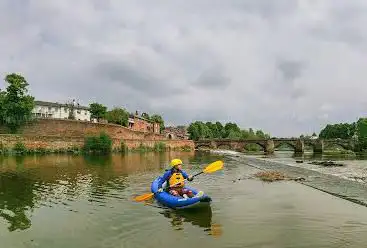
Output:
160 206 222 237
0 151 197 233
0 172 34 232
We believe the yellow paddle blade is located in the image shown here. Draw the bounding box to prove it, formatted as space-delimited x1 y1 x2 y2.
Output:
203 160 224 173
133 192 154 202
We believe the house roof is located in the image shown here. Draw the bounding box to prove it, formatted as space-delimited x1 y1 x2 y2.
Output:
35 100 90 110
128 113 156 123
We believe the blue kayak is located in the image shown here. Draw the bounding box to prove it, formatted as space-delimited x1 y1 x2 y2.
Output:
150 176 212 209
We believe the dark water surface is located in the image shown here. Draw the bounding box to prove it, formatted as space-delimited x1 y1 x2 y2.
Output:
1 151 367 247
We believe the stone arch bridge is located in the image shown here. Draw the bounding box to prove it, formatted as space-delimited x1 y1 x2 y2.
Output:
194 138 356 154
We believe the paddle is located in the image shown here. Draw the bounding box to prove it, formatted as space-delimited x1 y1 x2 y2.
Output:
133 160 224 202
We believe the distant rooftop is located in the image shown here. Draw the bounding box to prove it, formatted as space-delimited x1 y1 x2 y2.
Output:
35 100 89 110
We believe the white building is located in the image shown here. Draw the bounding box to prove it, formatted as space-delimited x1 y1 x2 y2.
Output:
32 100 91 121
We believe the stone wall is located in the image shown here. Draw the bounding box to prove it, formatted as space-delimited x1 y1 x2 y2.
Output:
0 119 195 151
0 135 84 150
0 134 195 151
0 118 165 140
120 139 194 150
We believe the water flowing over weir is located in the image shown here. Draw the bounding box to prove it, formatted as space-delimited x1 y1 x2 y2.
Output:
215 150 367 208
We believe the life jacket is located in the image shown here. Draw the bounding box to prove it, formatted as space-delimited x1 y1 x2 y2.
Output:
168 172 185 188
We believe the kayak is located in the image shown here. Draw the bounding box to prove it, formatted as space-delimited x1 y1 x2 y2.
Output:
150 176 212 209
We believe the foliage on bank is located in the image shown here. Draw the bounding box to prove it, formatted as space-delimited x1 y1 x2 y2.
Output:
0 73 35 133
318 118 367 151
83 132 113 154
187 121 271 141
88 102 165 132
319 122 356 139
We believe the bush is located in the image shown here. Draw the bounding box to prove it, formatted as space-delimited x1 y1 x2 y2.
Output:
154 142 166 152
83 132 112 154
120 140 128 153
13 142 27 154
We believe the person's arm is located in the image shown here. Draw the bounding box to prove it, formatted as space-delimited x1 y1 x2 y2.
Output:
158 170 170 189
181 170 188 178
181 170 193 181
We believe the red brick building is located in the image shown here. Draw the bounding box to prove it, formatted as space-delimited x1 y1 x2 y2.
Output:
163 126 189 140
128 112 160 134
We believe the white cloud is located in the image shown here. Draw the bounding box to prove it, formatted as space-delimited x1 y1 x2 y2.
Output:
1 0 367 137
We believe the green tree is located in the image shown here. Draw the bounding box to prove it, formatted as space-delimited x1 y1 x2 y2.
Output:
319 123 355 139
187 121 211 140
227 130 241 140
105 107 129 126
249 128 255 137
0 73 35 133
187 120 271 141
89 103 107 121
215 121 225 138
205 122 220 138
224 123 240 138
356 118 367 150
255 130 265 138
187 122 201 140
150 114 165 132
0 89 6 122
141 112 150 120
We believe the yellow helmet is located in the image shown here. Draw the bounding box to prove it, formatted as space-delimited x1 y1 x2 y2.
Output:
170 158 183 167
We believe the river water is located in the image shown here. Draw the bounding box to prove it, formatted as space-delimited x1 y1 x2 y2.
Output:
1 151 367 247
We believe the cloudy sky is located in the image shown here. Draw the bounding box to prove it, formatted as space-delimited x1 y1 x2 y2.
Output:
1 0 367 137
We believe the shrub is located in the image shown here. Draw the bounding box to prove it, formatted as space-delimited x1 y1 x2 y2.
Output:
120 140 128 153
154 142 166 152
13 142 27 154
83 132 112 154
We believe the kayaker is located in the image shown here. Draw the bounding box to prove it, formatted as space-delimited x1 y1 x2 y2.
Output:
157 158 198 198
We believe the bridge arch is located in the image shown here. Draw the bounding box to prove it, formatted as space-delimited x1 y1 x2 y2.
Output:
195 144 211 150
243 141 266 152
274 142 297 151
217 144 232 150
323 141 350 151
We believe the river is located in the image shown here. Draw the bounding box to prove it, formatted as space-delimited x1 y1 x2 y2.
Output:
1 150 367 247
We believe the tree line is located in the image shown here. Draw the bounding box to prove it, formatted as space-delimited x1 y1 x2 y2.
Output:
88 103 165 132
318 118 367 151
187 121 270 141
0 73 165 133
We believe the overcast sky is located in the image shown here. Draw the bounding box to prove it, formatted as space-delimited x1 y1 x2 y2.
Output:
1 0 367 137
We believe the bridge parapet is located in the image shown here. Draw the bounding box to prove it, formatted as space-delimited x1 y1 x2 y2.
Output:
194 138 355 154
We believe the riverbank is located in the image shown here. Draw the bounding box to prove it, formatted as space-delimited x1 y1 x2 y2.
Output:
0 134 193 155
0 119 194 155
